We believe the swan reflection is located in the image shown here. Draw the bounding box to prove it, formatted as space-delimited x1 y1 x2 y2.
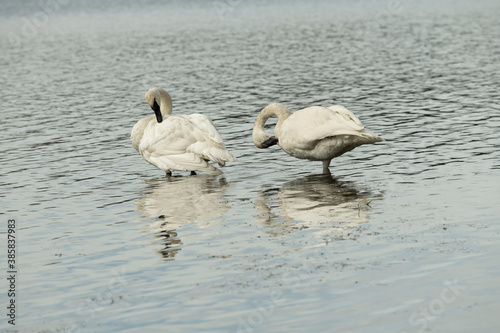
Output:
135 175 231 259
255 174 379 236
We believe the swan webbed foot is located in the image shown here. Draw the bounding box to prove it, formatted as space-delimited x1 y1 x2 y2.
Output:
166 171 172 177
190 171 197 175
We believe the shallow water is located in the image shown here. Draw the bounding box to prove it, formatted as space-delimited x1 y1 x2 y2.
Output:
1 0 500 332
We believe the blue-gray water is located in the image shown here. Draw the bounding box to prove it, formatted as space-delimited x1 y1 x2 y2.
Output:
1 0 500 332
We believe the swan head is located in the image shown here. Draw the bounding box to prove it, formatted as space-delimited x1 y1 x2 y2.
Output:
252 118 279 148
254 135 279 149
252 103 289 149
145 87 173 123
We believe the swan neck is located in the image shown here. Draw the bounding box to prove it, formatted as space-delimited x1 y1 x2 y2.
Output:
160 91 173 115
256 103 290 133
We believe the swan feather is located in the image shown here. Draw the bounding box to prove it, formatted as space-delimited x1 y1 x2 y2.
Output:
132 88 236 175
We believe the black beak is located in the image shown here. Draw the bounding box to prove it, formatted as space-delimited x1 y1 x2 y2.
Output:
262 136 279 148
152 99 163 123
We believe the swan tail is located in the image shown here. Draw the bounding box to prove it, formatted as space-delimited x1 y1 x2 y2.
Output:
360 129 384 143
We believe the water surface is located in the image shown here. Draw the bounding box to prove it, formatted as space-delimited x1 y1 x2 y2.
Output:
1 0 499 332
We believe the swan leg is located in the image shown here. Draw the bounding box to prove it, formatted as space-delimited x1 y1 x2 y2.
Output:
322 160 331 174
190 171 197 175
166 171 172 177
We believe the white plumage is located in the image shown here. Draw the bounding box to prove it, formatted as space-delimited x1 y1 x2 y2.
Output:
131 88 236 175
252 103 383 174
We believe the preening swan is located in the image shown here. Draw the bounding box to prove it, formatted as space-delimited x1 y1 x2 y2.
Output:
252 103 383 174
131 88 236 176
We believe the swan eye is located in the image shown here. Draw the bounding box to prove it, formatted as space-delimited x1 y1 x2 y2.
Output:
262 136 279 148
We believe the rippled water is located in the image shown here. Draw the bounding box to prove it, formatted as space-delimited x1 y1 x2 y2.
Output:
1 0 500 332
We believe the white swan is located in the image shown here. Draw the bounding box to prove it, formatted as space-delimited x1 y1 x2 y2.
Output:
131 88 236 176
252 103 383 174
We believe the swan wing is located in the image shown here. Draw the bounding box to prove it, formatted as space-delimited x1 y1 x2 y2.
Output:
138 117 217 172
185 114 237 164
325 105 383 142
327 105 363 126
283 106 367 146
185 114 224 144
139 115 233 172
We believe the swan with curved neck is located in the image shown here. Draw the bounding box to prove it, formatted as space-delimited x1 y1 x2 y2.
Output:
252 103 290 149
252 103 383 174
131 88 236 176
